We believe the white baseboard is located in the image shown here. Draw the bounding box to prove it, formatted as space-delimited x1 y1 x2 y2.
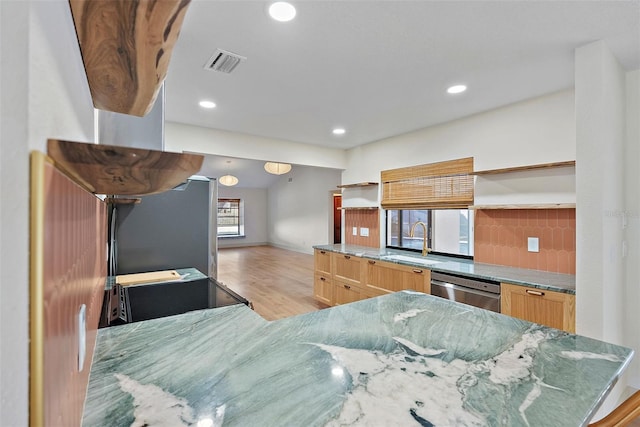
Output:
218 241 268 249
267 242 314 255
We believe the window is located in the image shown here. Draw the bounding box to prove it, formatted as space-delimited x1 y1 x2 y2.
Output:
381 157 475 258
386 209 473 258
217 198 244 237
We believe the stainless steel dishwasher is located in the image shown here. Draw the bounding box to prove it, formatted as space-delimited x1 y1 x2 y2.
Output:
430 271 501 312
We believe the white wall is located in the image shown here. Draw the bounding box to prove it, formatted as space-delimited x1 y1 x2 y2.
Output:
343 90 577 246
575 41 637 415
267 166 341 254
0 2 95 424
624 70 640 388
343 90 576 184
165 121 348 170
217 187 268 248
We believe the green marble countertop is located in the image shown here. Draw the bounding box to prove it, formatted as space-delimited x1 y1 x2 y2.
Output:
83 292 631 426
314 244 576 294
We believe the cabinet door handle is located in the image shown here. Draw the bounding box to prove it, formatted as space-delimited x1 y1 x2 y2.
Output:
344 255 351 259
526 289 545 296
320 250 326 254
343 284 351 289
412 269 423 274
320 277 326 281
368 260 376 265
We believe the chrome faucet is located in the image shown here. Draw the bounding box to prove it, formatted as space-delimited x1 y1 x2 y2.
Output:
409 221 431 257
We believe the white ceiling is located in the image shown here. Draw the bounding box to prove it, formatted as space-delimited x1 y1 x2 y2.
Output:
197 154 292 188
165 0 640 152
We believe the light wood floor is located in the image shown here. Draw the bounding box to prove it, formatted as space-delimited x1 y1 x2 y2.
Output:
217 245 327 321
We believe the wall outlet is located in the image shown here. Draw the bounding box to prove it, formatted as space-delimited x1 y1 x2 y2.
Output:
360 227 369 237
527 237 539 253
352 227 358 236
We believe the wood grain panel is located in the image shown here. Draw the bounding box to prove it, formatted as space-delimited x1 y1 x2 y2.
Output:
344 209 380 247
364 259 430 295
313 273 333 306
48 139 203 196
331 252 364 286
333 281 363 306
314 249 332 276
69 0 191 116
501 283 575 333
30 152 107 426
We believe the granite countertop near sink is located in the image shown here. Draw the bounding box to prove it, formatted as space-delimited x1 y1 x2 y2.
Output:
313 244 576 294
82 292 632 427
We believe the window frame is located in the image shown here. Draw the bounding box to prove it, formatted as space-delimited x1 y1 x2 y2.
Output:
217 198 243 238
385 208 474 260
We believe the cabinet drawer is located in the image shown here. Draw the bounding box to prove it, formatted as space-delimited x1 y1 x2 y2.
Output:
364 259 430 296
332 253 364 286
314 249 332 276
501 283 575 333
334 280 364 306
313 273 333 306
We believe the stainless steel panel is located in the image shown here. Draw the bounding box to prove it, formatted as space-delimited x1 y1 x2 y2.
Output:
97 84 164 151
431 280 500 312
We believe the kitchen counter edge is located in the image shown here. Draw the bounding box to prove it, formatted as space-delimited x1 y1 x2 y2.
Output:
313 244 576 295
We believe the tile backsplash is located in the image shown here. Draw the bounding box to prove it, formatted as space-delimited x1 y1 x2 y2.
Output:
474 208 576 274
344 209 380 248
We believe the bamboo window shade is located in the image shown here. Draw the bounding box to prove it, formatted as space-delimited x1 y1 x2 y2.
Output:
381 157 474 209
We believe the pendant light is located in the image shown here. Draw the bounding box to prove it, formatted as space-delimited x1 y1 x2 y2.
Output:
264 162 292 175
219 160 239 186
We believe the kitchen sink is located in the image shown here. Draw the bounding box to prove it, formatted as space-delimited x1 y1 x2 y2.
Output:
382 254 442 266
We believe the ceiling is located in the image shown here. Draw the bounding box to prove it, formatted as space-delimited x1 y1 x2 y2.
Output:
197 155 299 188
165 0 640 151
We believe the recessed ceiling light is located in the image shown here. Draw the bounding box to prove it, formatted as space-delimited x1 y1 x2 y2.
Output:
199 100 216 109
269 2 296 22
332 128 346 135
447 85 467 94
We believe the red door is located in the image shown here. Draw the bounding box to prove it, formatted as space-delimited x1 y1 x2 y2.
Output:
333 195 342 244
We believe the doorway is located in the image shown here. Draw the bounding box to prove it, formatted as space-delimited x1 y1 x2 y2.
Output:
333 194 342 244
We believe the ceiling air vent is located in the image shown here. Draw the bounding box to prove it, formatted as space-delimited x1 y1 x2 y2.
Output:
204 49 246 74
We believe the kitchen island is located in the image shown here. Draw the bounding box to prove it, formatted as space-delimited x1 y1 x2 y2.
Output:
82 291 631 426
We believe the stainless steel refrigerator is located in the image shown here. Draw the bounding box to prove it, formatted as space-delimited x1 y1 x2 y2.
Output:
108 177 218 279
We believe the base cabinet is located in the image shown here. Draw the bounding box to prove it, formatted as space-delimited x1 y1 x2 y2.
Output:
313 273 333 306
364 259 430 297
501 282 575 333
333 281 363 305
314 249 332 276
313 249 431 307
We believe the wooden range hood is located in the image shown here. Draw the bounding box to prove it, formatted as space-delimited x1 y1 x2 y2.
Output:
69 0 191 117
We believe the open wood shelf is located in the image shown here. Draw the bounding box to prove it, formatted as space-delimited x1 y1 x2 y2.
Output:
339 207 379 210
337 182 378 189
470 203 576 210
47 140 203 196
69 0 191 116
471 160 575 176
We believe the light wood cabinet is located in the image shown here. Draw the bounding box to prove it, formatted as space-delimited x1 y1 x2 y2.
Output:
501 282 575 333
333 280 363 305
313 249 431 306
313 273 333 306
331 253 365 287
314 249 332 276
364 259 431 297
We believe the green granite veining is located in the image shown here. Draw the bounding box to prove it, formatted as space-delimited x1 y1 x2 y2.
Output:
83 292 631 426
